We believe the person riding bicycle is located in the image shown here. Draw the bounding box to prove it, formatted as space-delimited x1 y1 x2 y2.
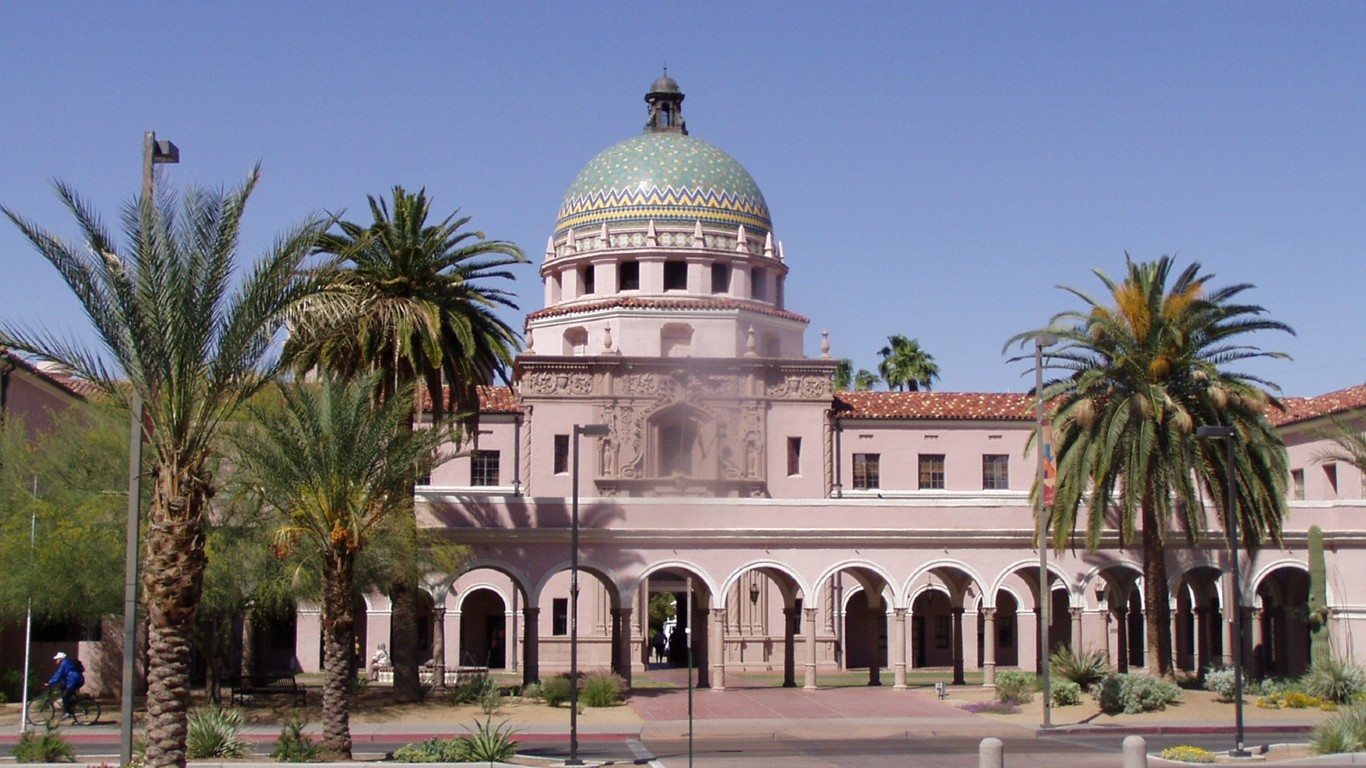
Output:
48 651 85 721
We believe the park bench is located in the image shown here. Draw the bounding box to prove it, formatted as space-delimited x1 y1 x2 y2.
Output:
229 672 307 707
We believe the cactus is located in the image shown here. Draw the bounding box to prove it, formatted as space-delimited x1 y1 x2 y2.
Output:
1309 525 1330 665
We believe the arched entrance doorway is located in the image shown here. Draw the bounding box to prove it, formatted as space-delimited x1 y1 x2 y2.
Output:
460 588 509 668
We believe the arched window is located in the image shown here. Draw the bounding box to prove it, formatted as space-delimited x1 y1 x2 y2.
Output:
650 405 709 478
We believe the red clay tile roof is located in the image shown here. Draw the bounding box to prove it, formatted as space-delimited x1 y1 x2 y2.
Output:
2 351 90 400
835 391 1034 421
1272 383 1366 426
422 385 522 415
526 297 809 325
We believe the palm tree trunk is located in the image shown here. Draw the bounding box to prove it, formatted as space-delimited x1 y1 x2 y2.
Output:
390 580 422 701
141 476 210 768
320 553 354 758
1141 503 1174 678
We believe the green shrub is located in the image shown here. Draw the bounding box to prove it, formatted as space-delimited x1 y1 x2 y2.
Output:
1091 673 1182 714
270 717 321 762
1252 676 1298 697
541 675 573 707
1302 658 1366 705
393 737 470 762
13 725 75 763
994 670 1039 704
463 718 518 763
1052 679 1082 706
392 720 518 764
521 682 543 701
1312 706 1366 755
582 671 626 707
1160 745 1215 763
1050 647 1111 687
453 675 495 705
186 707 248 759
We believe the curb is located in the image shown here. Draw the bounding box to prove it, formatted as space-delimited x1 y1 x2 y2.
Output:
1039 724 1316 737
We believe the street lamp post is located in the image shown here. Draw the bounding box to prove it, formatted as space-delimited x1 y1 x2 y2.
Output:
121 131 178 767
1034 333 1057 728
1197 424 1250 758
568 422 608 766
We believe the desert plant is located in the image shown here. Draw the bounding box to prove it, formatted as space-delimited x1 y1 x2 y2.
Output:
271 717 322 762
582 671 626 707
479 680 504 715
1050 647 1111 687
1203 666 1238 701
463 718 518 763
994 670 1039 704
453 675 495 705
521 682 543 701
1312 706 1366 755
1052 679 1082 706
1160 745 1215 763
186 707 248 760
1091 673 1182 714
541 675 573 708
13 725 75 763
1302 657 1366 705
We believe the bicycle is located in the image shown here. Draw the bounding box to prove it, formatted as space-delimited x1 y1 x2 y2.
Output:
25 685 101 727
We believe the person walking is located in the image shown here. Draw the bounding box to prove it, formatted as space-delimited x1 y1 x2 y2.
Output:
48 651 84 720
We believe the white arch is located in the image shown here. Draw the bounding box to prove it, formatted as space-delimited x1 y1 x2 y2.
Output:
987 559 1067 610
717 560 809 611
900 559 987 610
839 581 896 612
632 559 721 608
531 556 625 606
453 582 513 613
815 559 901 608
1250 558 1331 604
455 557 534 602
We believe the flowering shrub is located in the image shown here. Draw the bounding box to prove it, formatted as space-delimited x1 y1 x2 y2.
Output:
961 700 1021 714
1160 745 1215 763
1091 673 1182 714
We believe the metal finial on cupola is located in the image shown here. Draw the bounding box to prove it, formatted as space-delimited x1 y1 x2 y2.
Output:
645 70 687 135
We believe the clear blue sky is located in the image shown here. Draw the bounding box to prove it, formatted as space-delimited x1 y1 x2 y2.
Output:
3 3 1362 397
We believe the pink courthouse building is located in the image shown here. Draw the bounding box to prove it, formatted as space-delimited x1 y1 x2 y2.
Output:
280 77 1366 689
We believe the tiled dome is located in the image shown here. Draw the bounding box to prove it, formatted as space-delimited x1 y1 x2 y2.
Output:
555 131 772 237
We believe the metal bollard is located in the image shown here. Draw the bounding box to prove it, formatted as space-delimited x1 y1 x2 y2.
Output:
979 737 1004 768
1122 735 1147 768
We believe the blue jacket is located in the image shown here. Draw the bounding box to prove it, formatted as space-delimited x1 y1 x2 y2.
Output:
48 658 83 690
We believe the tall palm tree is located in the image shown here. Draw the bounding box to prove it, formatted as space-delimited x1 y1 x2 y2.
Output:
877 334 940 391
285 186 525 700
833 358 880 391
1010 255 1292 677
229 375 451 757
1 168 326 768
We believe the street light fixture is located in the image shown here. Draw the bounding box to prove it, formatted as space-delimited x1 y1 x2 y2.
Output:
122 131 178 767
568 422 608 766
1197 424 1250 758
1034 333 1057 728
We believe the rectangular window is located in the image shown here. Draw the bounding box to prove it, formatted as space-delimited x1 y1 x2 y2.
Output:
1291 468 1305 501
664 260 688 290
751 267 766 300
918 454 945 490
552 598 568 636
1325 463 1339 496
710 263 730 294
852 453 880 490
553 434 570 475
787 437 802 476
471 450 500 486
982 454 1009 490
659 422 696 476
619 260 640 291
581 265 595 295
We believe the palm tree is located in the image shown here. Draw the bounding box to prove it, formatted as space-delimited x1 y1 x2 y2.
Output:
1010 255 1292 677
285 186 525 700
833 358 880 391
877 335 940 391
229 375 451 757
1315 418 1366 476
1 168 326 768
